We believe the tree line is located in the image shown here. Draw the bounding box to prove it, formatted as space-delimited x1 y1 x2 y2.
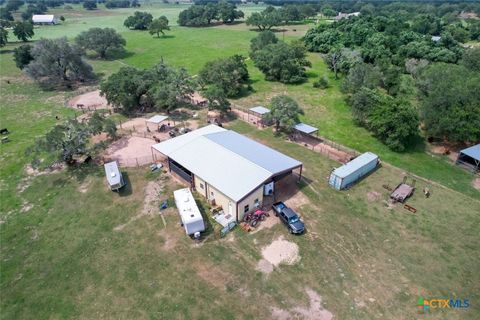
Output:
304 2 480 149
178 1 244 27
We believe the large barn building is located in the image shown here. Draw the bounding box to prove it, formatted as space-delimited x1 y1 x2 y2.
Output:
152 125 303 221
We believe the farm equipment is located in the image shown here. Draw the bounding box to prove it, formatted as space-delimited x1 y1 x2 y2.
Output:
243 209 269 227
390 176 416 203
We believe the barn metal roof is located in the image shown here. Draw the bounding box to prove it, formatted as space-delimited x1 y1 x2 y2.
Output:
152 124 226 155
249 106 270 115
459 144 480 161
206 130 302 174
152 125 302 202
294 123 318 135
332 152 378 179
147 115 168 124
32 15 55 23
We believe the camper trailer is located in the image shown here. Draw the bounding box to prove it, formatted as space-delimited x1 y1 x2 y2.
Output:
174 188 205 238
329 152 379 190
104 161 126 191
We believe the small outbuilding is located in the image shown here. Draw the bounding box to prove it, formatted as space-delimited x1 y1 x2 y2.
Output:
456 144 480 172
329 152 379 190
174 188 205 237
32 15 57 25
104 161 126 191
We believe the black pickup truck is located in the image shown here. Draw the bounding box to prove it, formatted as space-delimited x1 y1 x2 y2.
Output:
272 202 305 234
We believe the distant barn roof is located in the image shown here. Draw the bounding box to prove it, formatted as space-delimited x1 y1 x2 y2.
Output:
32 15 55 23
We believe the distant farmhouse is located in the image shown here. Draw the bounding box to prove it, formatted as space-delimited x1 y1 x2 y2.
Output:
32 15 57 25
152 125 303 222
334 12 360 21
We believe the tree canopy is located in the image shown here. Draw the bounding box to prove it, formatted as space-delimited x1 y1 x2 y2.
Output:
24 37 94 88
75 28 126 59
124 11 153 30
100 62 195 115
246 6 283 31
13 44 33 69
249 30 278 53
264 95 304 132
417 63 480 143
149 16 170 37
0 28 8 47
13 21 34 42
251 39 311 84
83 0 97 10
198 55 249 97
178 2 244 27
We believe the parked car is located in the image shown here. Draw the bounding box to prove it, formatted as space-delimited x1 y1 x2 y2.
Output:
272 202 305 234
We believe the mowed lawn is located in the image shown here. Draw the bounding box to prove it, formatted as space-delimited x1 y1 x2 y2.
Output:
1 3 480 320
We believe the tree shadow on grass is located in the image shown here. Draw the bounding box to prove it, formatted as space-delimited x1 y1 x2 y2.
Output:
151 35 176 39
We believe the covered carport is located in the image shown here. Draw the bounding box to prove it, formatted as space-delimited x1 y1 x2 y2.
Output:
456 144 480 172
146 115 169 132
248 106 270 126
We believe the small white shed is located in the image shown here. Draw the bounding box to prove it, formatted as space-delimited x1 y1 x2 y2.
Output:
173 188 205 236
32 15 57 25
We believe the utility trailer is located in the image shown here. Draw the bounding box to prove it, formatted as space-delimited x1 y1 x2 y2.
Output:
390 177 415 203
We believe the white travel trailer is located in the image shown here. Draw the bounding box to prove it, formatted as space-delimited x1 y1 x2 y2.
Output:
104 161 126 191
173 188 205 237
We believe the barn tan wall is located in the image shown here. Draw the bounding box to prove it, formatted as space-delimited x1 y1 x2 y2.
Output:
237 185 264 221
194 174 237 219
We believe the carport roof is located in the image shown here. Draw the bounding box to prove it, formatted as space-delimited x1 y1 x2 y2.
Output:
147 115 168 124
294 123 318 135
249 106 270 115
459 144 480 161
152 125 302 202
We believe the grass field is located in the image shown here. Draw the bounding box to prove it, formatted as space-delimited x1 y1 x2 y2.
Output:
1 3 479 320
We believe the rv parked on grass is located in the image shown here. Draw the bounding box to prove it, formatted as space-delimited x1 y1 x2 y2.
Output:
174 188 205 238
104 161 126 192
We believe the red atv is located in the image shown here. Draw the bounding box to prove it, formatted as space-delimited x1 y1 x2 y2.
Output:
243 209 270 227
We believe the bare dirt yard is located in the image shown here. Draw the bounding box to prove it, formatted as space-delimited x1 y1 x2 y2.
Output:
271 288 334 320
103 136 155 167
256 236 300 274
67 90 110 110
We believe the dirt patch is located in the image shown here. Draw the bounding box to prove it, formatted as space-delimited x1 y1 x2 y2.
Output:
256 259 274 274
90 133 108 145
104 136 155 167
20 202 33 213
78 179 92 194
473 178 480 190
257 236 300 273
160 231 177 251
251 214 279 234
195 262 231 291
67 90 111 110
367 191 381 202
114 180 163 231
25 163 65 177
292 289 334 320
271 288 333 320
118 118 148 132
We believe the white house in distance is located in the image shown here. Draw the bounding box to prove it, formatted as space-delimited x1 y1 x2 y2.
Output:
152 125 303 222
32 15 57 25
